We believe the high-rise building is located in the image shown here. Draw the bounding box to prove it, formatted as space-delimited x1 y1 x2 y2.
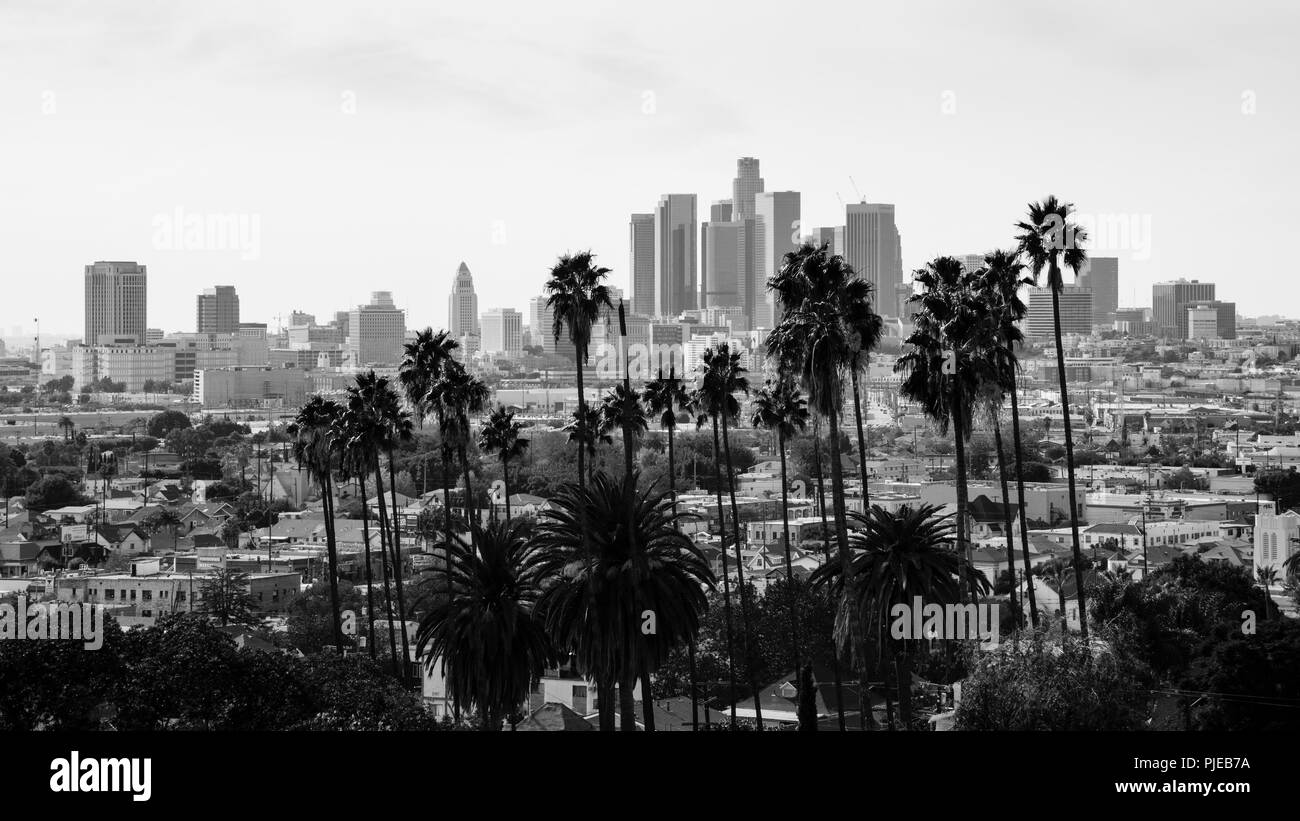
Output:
1113 308 1152 336
1078 257 1119 324
732 157 764 220
84 261 147 344
702 221 743 309
753 191 801 329
815 226 844 256
629 213 656 317
957 253 986 273
448 262 479 339
844 204 903 313
346 291 407 366
196 286 240 334
481 308 523 356
1184 301 1236 340
1152 279 1215 339
1026 286 1093 338
654 194 698 317
529 295 575 359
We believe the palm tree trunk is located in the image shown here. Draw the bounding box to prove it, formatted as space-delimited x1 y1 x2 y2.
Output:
894 645 912 727
640 668 655 731
574 348 586 492
721 412 764 731
619 673 638 731
321 473 345 655
992 419 1019 627
951 384 975 602
459 444 477 551
826 404 870 730
387 452 412 682
670 423 698 730
1009 385 1040 628
1051 279 1088 639
357 471 377 660
373 467 400 676
710 417 739 730
778 431 802 696
812 427 847 731
502 455 511 521
851 365 871 505
597 677 615 732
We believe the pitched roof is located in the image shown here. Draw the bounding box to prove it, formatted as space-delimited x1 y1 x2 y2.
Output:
516 702 595 732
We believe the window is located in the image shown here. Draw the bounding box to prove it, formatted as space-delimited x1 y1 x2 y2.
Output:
104 589 115 601
129 590 136 601
141 590 152 601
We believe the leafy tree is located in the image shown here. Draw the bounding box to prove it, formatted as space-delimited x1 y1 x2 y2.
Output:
198 569 261 627
24 474 89 512
1182 619 1300 731
147 409 191 438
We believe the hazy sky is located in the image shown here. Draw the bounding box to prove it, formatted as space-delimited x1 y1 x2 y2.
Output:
2 0 1297 339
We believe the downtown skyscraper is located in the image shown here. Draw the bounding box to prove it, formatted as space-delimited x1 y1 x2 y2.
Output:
196 285 240 334
702 200 741 308
654 194 698 317
628 213 656 316
752 191 801 328
448 262 480 339
844 203 903 314
84 260 147 344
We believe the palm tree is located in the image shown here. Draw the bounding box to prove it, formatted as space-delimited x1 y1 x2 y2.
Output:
565 405 611 482
751 377 810 702
479 405 529 522
399 327 461 545
810 413 847 731
332 401 380 661
841 271 884 506
977 249 1040 627
352 372 415 680
1256 566 1279 620
896 256 994 602
545 251 613 492
288 396 346 654
1016 196 1091 638
415 520 555 730
767 242 882 692
533 470 715 732
599 384 648 482
58 416 74 443
642 366 695 724
695 342 764 730
434 363 490 550
814 503 988 727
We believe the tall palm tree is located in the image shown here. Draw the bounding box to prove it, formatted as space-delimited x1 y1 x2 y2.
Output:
767 242 880 694
479 405 529 522
840 266 884 505
399 327 461 543
434 363 491 551
896 256 994 602
332 401 380 662
814 503 988 727
415 520 555 730
977 249 1040 627
545 251 613 492
58 416 74 443
565 405 611 482
751 377 810 699
810 414 847 731
1256 566 1279 620
1016 196 1091 638
288 396 346 655
642 366 696 725
534 470 715 732
695 343 764 730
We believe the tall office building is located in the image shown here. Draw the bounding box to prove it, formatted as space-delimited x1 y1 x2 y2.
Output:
1184 301 1236 340
629 213 656 316
753 191 801 328
815 226 844 256
529 295 576 359
84 261 147 344
654 194 698 317
1026 286 1093 337
1152 279 1215 339
196 286 240 334
844 204 903 313
346 291 407 366
481 308 523 356
1078 257 1119 324
702 221 743 308
957 253 986 273
732 157 764 219
448 262 479 338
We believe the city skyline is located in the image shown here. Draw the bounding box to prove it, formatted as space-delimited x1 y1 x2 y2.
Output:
3 1 1297 336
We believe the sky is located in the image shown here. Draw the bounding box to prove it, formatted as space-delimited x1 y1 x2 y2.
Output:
1 0 1297 341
